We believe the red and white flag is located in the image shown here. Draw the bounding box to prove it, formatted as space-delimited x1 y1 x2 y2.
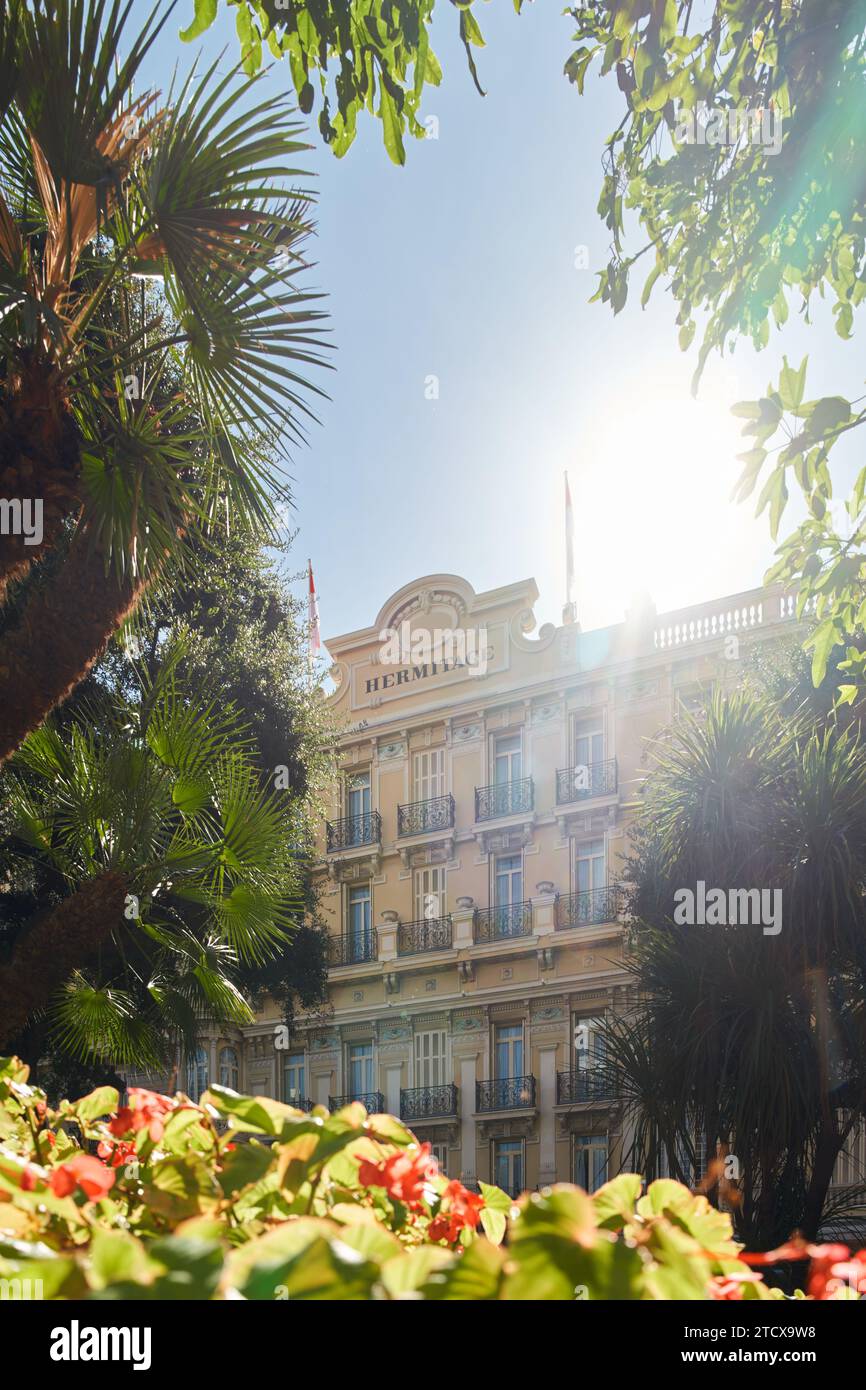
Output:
308 559 321 663
565 471 575 610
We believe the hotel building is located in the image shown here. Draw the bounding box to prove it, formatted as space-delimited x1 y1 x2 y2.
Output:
231 572 816 1196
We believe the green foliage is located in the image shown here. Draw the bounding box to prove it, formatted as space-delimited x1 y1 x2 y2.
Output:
181 0 508 165
609 686 866 1250
3 1056 851 1300
0 656 305 1064
1 0 328 579
561 1 866 702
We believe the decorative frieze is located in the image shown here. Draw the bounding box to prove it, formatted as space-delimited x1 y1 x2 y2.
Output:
453 1013 484 1033
452 721 482 744
378 740 407 761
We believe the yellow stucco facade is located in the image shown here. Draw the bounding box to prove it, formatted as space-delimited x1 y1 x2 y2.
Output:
240 572 798 1195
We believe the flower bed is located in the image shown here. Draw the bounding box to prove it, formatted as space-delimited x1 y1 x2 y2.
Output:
0 1057 862 1300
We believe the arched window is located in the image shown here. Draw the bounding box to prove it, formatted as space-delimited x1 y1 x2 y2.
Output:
219 1046 239 1091
186 1046 208 1103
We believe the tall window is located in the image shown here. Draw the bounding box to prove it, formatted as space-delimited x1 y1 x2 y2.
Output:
345 771 371 844
430 1142 449 1176
414 1029 447 1087
219 1046 239 1090
493 733 521 785
347 883 372 959
348 1042 374 1097
572 715 605 767
494 1139 524 1196
413 748 446 801
186 1046 208 1103
494 853 523 909
414 865 445 921
573 1015 606 1071
495 1023 524 1080
284 1052 306 1105
575 837 606 895
574 1134 608 1193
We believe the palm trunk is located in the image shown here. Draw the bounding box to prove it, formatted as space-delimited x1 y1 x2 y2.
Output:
0 530 147 766
802 1121 847 1241
0 870 128 1047
0 371 81 603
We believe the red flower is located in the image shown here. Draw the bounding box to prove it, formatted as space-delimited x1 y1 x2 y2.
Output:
49 1154 115 1201
741 1239 858 1299
806 1245 859 1299
708 1277 744 1300
108 1088 175 1143
708 1273 762 1300
96 1139 137 1169
19 1166 39 1192
357 1143 438 1205
429 1180 486 1244
819 1256 866 1299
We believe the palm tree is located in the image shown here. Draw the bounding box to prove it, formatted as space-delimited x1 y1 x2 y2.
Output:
603 688 866 1249
0 0 328 764
0 651 304 1066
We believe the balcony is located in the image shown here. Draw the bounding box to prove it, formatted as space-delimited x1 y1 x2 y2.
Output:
397 914 453 956
326 811 381 853
475 778 534 822
556 886 621 930
400 1084 459 1122
326 929 378 966
556 1069 613 1104
556 757 617 805
473 901 533 943
476 1076 536 1112
329 1091 386 1113
397 794 455 838
285 1094 314 1113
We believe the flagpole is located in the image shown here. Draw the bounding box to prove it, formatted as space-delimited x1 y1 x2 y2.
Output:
307 559 321 680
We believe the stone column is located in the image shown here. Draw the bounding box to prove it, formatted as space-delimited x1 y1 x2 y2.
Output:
452 896 475 949
378 909 399 961
538 1044 558 1186
384 1064 402 1117
532 882 558 937
459 1054 479 1186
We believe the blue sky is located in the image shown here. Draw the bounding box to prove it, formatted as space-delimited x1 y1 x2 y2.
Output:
145 1 861 641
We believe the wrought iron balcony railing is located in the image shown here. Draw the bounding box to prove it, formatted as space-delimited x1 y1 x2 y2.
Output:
329 1091 386 1113
400 1084 459 1122
556 886 621 930
475 777 534 822
476 1076 537 1112
555 757 618 805
556 1069 613 1104
473 901 533 943
326 811 381 853
327 929 378 966
285 1094 314 1112
397 914 453 956
397 794 455 838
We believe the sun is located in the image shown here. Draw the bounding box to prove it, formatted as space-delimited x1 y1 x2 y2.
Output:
566 367 775 631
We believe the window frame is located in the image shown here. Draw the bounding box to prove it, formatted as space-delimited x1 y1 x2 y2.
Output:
492 731 522 785
493 1137 526 1196
573 1132 609 1193
283 1051 306 1105
347 1040 375 1097
218 1045 239 1090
